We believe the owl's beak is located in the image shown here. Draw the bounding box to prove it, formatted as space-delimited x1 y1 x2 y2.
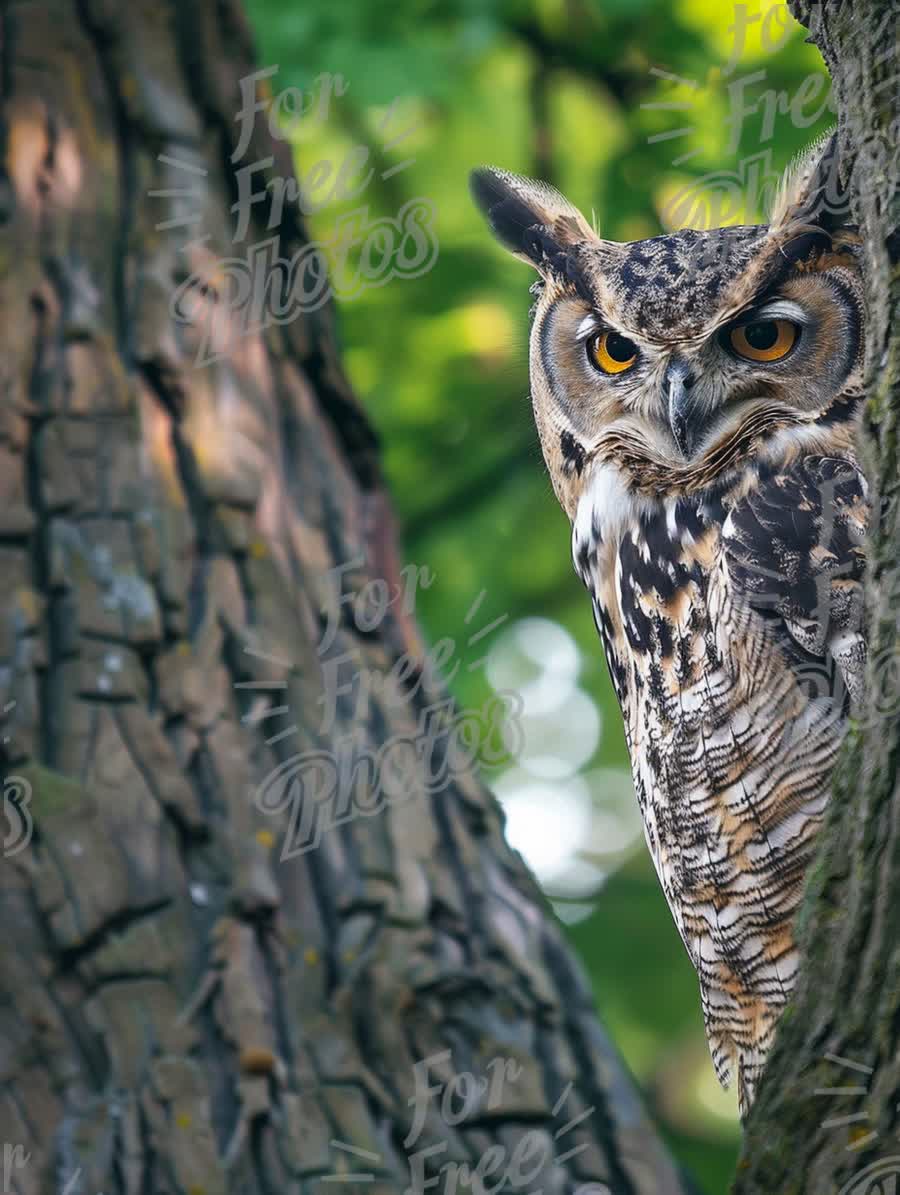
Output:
665 362 697 457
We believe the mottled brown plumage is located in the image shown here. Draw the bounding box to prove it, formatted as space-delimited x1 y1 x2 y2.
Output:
471 134 868 1115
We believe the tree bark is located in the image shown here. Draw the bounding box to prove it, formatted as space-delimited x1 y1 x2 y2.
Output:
0 4 694 1194
736 3 900 1192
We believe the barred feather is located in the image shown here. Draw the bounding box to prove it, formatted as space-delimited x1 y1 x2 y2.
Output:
573 447 868 1113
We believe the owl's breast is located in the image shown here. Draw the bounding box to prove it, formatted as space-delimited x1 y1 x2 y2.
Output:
571 458 849 1044
571 460 850 779
572 463 722 733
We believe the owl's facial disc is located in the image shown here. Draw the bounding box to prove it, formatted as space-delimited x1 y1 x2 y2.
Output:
549 275 851 469
661 301 806 457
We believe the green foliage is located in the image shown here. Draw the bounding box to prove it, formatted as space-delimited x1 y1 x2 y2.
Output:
242 1 832 1188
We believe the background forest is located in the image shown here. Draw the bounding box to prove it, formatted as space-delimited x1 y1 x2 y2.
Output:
240 2 834 1190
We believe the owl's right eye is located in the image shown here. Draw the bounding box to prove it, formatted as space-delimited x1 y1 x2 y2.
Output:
587 331 638 375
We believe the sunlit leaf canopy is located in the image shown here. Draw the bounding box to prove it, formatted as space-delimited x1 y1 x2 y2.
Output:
243 0 831 1187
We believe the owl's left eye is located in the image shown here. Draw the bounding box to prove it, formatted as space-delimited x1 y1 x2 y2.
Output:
727 318 799 363
587 331 639 375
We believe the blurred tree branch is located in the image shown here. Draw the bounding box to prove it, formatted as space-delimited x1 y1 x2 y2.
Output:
402 431 538 540
529 52 556 183
509 17 637 109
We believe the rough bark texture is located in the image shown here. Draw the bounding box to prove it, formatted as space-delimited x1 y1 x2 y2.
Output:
0 4 694 1194
736 3 900 1193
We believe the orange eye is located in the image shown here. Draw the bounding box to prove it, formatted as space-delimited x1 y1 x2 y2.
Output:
729 318 799 362
588 330 638 375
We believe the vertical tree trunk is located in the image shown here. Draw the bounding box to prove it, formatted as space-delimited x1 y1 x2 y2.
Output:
736 3 899 1191
0 4 694 1193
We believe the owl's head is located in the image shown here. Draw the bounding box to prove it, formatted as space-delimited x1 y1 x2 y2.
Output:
471 136 863 517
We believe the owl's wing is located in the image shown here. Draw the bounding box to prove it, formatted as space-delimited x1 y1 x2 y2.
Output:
721 454 868 709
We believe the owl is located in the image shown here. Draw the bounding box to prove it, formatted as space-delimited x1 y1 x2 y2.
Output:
471 134 868 1117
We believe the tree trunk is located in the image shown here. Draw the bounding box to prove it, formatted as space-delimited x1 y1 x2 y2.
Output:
736 3 900 1192
0 4 694 1194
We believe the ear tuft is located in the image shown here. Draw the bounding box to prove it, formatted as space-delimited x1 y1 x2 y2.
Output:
769 130 851 235
469 166 597 274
